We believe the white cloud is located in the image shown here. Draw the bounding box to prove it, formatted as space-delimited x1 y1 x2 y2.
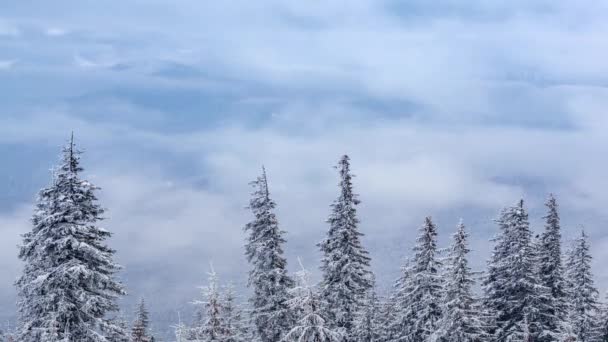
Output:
0 60 16 70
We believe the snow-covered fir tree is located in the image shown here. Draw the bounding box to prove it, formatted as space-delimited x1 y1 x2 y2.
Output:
193 267 226 342
104 316 130 342
394 217 443 341
284 264 342 342
565 229 599 342
432 220 485 342
537 194 568 340
131 298 152 342
594 293 608 342
244 167 295 342
483 199 552 341
318 155 373 339
15 136 125 342
377 293 399 342
352 290 381 342
222 283 248 342
172 313 189 342
399 217 443 341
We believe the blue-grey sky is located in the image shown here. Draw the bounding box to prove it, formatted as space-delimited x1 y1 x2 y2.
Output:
2 0 608 337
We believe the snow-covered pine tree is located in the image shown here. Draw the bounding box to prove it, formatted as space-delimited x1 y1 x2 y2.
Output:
537 194 568 340
222 283 248 342
482 199 551 341
394 217 443 341
172 313 189 342
565 229 599 342
318 155 373 339
352 290 381 342
284 263 342 342
193 267 226 342
103 316 130 342
594 293 608 342
15 135 125 342
433 220 485 342
244 167 294 342
131 298 152 342
377 293 399 342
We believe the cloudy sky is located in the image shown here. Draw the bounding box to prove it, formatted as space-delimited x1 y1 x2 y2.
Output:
2 0 608 336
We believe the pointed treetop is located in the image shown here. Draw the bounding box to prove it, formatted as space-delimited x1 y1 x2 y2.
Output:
261 165 270 200
61 132 82 175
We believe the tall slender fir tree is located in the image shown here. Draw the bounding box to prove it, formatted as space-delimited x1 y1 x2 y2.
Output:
319 155 373 340
537 194 568 340
565 229 599 342
394 217 443 341
15 135 125 342
433 220 485 342
244 167 294 342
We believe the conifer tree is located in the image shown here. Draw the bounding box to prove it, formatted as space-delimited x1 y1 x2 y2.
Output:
565 229 599 342
104 317 130 342
319 155 373 339
433 220 485 342
537 194 568 340
15 135 125 342
222 284 248 342
284 264 342 342
244 167 294 342
392 217 443 341
131 298 152 342
193 267 226 342
352 290 381 342
594 293 608 342
482 200 551 341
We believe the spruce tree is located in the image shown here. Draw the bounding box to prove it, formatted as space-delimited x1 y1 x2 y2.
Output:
284 264 342 342
193 267 226 342
104 317 130 342
594 293 608 342
565 229 599 342
433 220 485 342
396 217 443 341
319 155 373 339
482 199 551 341
244 167 294 342
537 194 568 340
352 290 381 342
131 298 152 342
15 135 125 342
222 284 248 342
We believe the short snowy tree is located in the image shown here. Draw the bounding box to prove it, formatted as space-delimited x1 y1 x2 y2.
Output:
433 220 485 342
104 317 130 342
393 217 443 341
131 298 152 342
222 283 248 342
594 293 608 342
318 155 373 339
283 263 342 342
565 229 599 342
352 290 381 342
244 167 295 342
376 293 399 342
15 136 125 342
193 267 226 342
172 313 189 342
